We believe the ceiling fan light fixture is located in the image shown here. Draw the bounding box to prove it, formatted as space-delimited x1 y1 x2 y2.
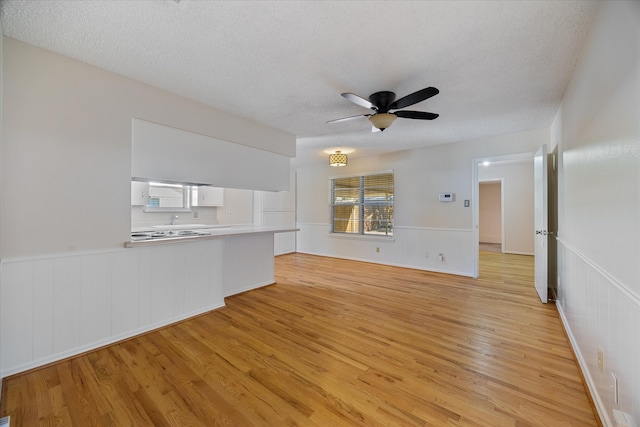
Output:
368 113 397 131
329 150 348 167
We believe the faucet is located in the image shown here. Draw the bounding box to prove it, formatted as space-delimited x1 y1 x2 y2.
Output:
171 214 179 225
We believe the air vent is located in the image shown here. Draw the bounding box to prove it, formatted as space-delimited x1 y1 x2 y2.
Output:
0 416 10 427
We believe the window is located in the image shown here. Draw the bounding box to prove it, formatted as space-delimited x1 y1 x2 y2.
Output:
147 182 197 211
331 172 394 236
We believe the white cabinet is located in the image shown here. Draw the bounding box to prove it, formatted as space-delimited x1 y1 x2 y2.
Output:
198 186 224 206
131 181 149 205
254 171 296 255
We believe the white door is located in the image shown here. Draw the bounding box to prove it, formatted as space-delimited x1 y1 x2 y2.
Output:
534 145 548 303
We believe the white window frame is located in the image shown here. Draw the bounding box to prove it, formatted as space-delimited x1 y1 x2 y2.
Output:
144 182 196 213
329 170 394 237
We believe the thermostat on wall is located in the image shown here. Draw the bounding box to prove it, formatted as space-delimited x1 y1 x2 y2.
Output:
439 193 454 202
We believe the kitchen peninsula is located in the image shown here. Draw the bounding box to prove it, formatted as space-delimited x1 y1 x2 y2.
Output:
0 226 296 377
125 225 297 247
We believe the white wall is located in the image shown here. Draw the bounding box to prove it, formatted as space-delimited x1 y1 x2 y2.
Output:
0 37 295 382
131 205 220 230
0 37 295 259
217 189 255 226
296 127 548 276
478 160 534 254
552 1 640 425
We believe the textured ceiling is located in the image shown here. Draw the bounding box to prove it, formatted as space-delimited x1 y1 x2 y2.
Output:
0 0 598 166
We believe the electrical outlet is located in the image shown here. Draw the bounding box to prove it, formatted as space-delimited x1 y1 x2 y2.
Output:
376 247 380 253
611 372 619 404
613 409 632 427
425 252 429 258
438 253 444 262
598 347 604 372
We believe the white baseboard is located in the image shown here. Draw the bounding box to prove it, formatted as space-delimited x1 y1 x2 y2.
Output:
296 250 474 278
556 302 611 427
1 302 225 378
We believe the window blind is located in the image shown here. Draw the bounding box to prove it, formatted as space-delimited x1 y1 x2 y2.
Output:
331 172 394 236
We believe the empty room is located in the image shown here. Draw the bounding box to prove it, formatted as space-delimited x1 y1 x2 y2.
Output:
0 1 638 426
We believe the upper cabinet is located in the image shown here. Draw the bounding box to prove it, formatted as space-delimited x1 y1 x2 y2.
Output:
198 186 224 206
131 181 149 205
131 119 292 191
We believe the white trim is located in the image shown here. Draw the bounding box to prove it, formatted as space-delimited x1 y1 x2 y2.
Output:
0 302 225 378
143 208 192 213
301 223 473 234
472 159 479 277
556 303 612 427
223 279 274 298
0 247 128 265
296 250 474 278
558 237 640 306
328 233 395 243
328 168 394 180
503 250 534 256
395 226 473 233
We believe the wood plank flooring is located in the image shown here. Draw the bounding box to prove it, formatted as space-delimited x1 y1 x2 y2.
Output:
1 252 598 426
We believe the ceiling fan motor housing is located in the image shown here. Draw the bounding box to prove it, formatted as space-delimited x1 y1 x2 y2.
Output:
369 91 396 112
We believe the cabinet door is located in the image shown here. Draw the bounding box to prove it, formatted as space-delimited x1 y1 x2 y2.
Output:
131 181 149 205
199 186 224 206
261 191 280 211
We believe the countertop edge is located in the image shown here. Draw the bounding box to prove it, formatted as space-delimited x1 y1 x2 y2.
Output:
124 227 299 248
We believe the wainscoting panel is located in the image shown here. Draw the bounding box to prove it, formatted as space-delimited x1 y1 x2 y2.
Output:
33 259 54 361
111 250 142 337
296 223 475 277
80 254 113 348
0 239 228 377
223 233 275 296
557 239 640 426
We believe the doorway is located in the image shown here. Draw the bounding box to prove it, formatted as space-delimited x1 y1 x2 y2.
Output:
471 152 535 278
479 180 503 253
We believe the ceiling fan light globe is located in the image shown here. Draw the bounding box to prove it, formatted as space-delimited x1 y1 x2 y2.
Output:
369 113 397 131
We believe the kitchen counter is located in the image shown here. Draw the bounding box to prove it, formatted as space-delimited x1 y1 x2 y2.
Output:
124 225 299 248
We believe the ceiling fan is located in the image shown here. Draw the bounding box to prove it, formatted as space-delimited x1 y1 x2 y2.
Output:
327 87 439 131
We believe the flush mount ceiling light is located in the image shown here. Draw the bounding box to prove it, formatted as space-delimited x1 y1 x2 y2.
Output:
368 113 397 131
329 151 348 167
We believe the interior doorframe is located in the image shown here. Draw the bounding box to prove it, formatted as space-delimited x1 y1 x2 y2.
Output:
478 178 505 252
471 152 535 278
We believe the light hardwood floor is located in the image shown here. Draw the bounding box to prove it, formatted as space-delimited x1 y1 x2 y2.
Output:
0 252 598 426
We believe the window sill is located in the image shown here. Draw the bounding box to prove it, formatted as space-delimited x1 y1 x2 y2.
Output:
143 208 193 213
328 233 395 243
